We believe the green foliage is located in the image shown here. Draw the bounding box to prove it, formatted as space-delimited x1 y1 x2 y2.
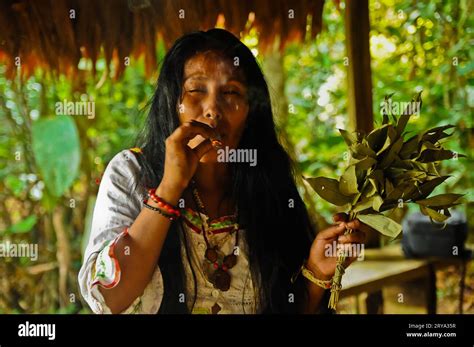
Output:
284 0 472 222
0 52 160 313
306 93 464 236
2 215 37 235
32 116 81 199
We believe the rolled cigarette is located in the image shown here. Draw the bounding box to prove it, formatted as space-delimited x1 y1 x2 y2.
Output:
190 120 222 148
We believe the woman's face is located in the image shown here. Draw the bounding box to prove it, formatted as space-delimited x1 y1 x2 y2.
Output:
179 50 249 162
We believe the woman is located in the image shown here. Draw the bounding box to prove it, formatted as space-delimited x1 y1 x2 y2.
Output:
78 28 368 314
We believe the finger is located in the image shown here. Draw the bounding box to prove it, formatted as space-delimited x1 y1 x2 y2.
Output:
193 139 214 159
346 219 372 233
333 213 348 223
337 230 366 244
172 121 217 144
190 120 221 140
316 222 347 240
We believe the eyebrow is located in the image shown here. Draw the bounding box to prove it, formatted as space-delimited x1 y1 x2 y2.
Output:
184 74 207 82
184 74 246 85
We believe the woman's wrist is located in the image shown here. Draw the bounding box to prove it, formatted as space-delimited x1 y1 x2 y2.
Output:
154 180 184 206
305 260 333 281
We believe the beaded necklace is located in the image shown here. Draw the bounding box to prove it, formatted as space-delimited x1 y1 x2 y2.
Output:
190 180 239 292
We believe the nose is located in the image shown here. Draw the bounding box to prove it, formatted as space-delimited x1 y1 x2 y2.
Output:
204 111 222 127
203 96 222 128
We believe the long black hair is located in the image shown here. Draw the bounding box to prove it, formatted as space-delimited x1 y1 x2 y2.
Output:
135 28 315 313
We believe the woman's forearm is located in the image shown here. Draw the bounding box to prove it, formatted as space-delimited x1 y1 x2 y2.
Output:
303 281 327 313
302 260 332 313
98 181 183 313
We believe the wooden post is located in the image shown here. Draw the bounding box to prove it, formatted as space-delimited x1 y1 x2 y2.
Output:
345 0 382 313
344 0 374 135
345 0 379 250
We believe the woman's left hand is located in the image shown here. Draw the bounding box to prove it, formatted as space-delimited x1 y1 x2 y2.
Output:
306 213 371 280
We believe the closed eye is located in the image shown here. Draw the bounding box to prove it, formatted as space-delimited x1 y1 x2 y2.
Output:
188 89 206 93
223 90 241 96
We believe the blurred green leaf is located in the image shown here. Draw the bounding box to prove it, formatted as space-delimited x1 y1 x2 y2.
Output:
5 175 26 196
4 215 37 235
31 116 81 198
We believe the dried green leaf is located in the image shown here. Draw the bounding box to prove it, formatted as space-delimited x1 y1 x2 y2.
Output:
350 142 376 159
339 129 358 146
367 124 390 153
416 193 463 208
423 163 440 176
381 93 396 124
339 165 359 196
385 187 404 202
305 177 352 206
350 156 378 170
422 125 455 143
397 92 422 135
376 126 397 155
399 134 420 159
411 176 450 200
395 170 428 183
372 195 384 212
396 113 411 136
353 196 375 213
357 213 402 238
418 149 462 163
368 170 385 189
384 178 395 196
379 137 404 168
362 179 378 198
419 205 448 223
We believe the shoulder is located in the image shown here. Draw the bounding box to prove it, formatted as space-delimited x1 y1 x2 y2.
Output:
103 148 144 188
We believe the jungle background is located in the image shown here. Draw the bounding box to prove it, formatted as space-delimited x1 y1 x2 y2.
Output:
0 0 472 313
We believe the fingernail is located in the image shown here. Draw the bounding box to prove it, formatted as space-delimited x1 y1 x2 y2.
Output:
211 139 222 149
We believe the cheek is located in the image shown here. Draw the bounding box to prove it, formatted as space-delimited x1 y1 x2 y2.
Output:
178 97 202 122
226 102 249 138
231 102 249 127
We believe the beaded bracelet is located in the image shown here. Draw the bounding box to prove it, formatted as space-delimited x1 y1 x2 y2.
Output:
147 189 181 219
143 200 179 221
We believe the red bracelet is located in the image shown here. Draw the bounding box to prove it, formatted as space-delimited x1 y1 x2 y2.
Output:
147 189 181 218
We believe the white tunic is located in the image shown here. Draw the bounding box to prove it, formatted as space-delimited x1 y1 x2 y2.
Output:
78 149 259 314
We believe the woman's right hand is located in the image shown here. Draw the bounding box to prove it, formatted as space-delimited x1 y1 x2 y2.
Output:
160 120 219 193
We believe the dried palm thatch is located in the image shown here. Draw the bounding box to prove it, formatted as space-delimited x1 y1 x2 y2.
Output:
0 0 325 80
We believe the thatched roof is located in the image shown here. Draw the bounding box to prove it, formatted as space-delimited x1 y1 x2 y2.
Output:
0 0 325 80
